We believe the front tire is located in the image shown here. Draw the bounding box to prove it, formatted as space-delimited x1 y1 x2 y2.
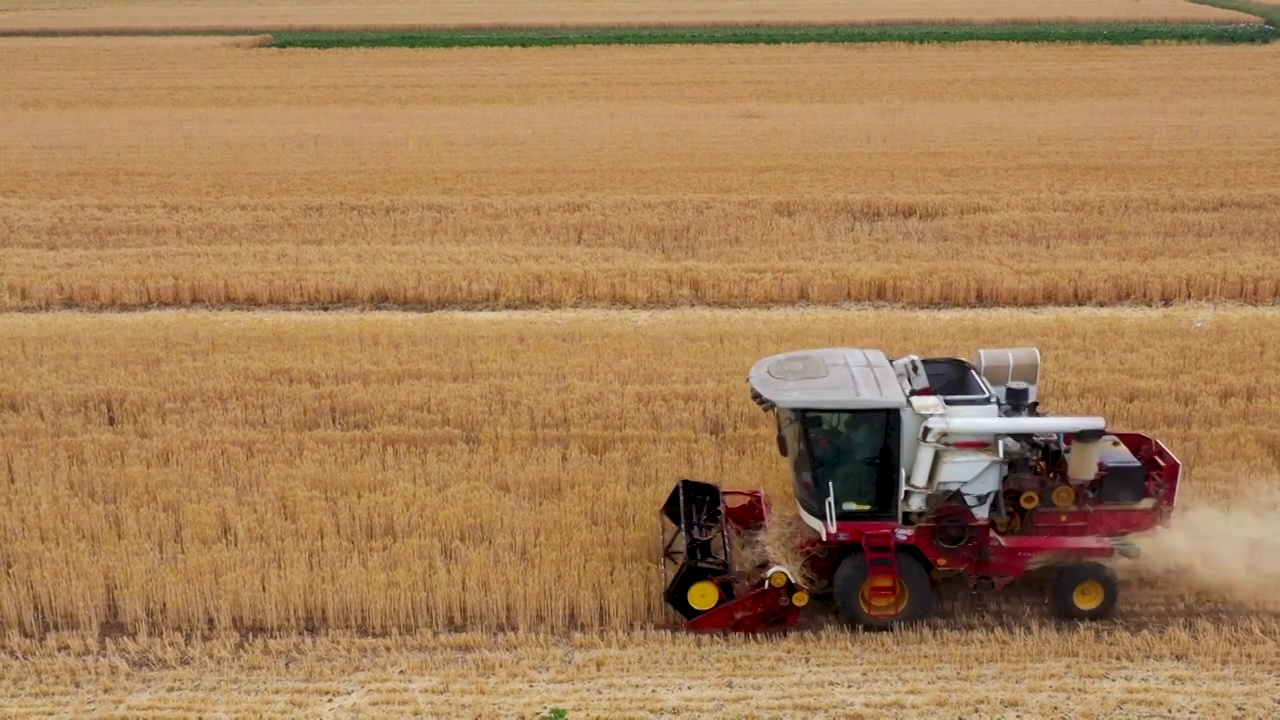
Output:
1050 561 1119 621
832 552 934 630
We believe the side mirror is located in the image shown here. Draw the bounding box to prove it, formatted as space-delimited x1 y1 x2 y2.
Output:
776 431 788 457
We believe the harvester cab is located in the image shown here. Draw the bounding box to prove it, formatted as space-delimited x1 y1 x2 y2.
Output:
660 346 1181 633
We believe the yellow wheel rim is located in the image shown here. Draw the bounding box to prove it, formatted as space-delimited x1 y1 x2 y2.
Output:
1072 580 1105 611
1051 485 1076 507
1019 491 1040 510
858 577 909 616
791 590 810 608
686 580 720 611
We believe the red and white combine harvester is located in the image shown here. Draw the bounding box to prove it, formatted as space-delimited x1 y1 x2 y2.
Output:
660 347 1181 632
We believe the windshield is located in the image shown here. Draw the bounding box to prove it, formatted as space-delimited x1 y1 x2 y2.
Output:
781 408 899 521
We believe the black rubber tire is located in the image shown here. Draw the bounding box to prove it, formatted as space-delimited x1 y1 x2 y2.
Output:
832 551 934 630
1049 561 1119 621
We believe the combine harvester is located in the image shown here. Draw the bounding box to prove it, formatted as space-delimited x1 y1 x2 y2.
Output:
660 346 1180 632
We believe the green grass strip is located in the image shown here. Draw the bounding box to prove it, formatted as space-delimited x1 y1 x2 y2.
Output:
264 22 1276 49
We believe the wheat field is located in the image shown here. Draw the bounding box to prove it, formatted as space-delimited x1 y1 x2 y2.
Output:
4 306 1280 716
2 42 1279 311
2 626 1278 718
4 31 1280 719
0 0 1256 34
2 306 1278 641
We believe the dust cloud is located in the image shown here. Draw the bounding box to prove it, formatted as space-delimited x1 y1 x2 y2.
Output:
1127 490 1280 612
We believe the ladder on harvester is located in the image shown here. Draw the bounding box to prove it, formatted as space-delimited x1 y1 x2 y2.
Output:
861 529 901 616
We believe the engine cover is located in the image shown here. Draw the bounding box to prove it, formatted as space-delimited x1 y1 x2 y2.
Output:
1095 436 1147 503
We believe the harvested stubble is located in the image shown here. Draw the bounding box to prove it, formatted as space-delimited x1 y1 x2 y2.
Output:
1 306 1279 639
2 42 1279 311
2 626 1279 718
0 0 1256 34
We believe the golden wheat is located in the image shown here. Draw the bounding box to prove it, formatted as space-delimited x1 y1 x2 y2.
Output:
0 625 1277 718
2 21 1278 718
1 306 1277 639
1 42 1278 311
0 0 1255 34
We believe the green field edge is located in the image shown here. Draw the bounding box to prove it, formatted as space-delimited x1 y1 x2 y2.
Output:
262 21 1278 48
2 0 1275 46
2 19 1277 47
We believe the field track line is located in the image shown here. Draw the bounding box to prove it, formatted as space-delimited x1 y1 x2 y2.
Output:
3 301 1280 318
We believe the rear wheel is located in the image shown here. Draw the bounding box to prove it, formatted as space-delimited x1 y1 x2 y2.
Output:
832 552 934 629
1050 561 1119 621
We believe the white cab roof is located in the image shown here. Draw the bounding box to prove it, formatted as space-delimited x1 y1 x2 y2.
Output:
748 348 908 410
